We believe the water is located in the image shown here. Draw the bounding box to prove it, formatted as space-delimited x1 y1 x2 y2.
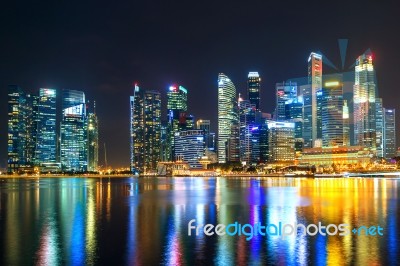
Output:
0 177 399 265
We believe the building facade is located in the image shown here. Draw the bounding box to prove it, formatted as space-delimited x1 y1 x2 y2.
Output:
383 108 396 159
276 81 297 121
174 130 205 168
247 72 261 111
218 73 238 163
130 85 162 173
268 121 295 164
87 112 99 172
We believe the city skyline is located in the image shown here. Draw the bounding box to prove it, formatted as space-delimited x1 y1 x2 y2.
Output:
1 1 399 167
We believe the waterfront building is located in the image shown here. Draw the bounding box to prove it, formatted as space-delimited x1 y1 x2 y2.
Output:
130 85 162 173
167 85 188 160
285 96 303 151
320 81 344 147
196 119 215 151
276 81 297 121
35 88 57 165
247 72 261 111
303 52 322 148
174 130 205 168
218 73 238 163
7 86 30 173
353 52 376 149
300 146 373 168
383 108 396 159
268 121 295 164
375 98 384 157
60 90 88 172
87 112 99 172
238 99 256 164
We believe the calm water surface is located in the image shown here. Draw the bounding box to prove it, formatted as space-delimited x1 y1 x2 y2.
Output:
0 177 399 265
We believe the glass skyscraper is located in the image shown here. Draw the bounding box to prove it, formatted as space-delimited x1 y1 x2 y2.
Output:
353 53 376 149
218 73 238 163
320 81 344 147
87 112 99 172
375 98 384 157
35 88 57 165
60 90 88 172
275 81 297 121
268 121 295 163
285 96 303 151
167 85 188 161
247 72 261 111
383 108 396 159
130 85 162 173
303 52 322 148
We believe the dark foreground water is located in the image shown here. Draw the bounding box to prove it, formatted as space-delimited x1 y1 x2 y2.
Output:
0 177 399 265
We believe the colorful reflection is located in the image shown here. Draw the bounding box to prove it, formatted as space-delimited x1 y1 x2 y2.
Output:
0 177 399 265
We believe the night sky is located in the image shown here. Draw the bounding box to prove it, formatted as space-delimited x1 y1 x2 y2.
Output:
1 1 399 168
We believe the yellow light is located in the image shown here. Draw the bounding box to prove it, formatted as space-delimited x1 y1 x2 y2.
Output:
325 81 340 87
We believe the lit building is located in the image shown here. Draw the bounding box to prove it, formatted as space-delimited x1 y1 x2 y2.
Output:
300 146 373 167
247 72 261 111
87 112 99 172
35 88 57 165
383 108 396 159
196 119 214 151
227 123 240 162
238 99 256 163
285 96 303 151
343 100 350 146
320 81 344 147
167 85 188 160
303 52 322 148
218 73 238 163
60 90 88 172
130 85 162 173
276 81 297 121
353 52 376 149
174 130 205 168
375 98 384 157
7 86 30 173
268 121 295 163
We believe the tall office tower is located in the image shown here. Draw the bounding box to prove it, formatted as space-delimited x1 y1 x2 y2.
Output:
276 81 297 121
239 99 256 163
60 90 88 172
227 123 240 162
7 86 28 173
375 98 384 157
196 119 213 150
249 125 260 163
25 94 39 164
174 130 205 168
353 53 376 149
268 121 295 163
383 108 396 159
167 85 188 160
87 112 99 172
160 122 170 161
343 100 350 146
320 81 344 147
130 85 162 173
303 52 322 148
259 122 269 163
35 88 57 164
209 133 216 151
285 96 303 151
184 114 195 130
218 73 238 163
248 72 261 111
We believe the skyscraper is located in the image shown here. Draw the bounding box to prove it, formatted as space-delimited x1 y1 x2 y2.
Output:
167 85 188 160
87 112 99 172
285 96 303 151
239 99 255 163
247 72 261 111
218 73 238 163
343 100 350 146
320 81 344 147
60 90 88 172
375 98 384 157
353 53 376 149
276 81 297 121
303 52 322 148
7 86 29 173
196 119 214 150
35 88 57 165
130 85 162 173
383 108 396 159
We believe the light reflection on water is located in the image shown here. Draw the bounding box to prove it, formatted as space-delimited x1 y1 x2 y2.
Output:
0 177 399 265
